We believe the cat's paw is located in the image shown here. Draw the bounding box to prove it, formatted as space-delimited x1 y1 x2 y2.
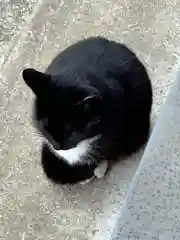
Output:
94 160 108 179
79 160 108 184
79 176 95 185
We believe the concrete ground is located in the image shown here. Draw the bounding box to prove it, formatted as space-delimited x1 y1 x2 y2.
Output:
0 0 40 67
111 63 180 240
0 0 180 239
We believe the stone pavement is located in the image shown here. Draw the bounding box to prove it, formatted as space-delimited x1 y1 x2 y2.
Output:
1 0 180 239
0 0 41 67
111 69 180 240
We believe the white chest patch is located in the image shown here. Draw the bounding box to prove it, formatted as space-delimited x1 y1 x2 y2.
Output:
54 136 99 165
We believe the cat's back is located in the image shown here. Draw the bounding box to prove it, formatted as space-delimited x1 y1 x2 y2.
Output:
46 37 152 107
46 37 137 75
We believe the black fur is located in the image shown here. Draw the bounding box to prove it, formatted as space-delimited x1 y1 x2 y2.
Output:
23 36 152 184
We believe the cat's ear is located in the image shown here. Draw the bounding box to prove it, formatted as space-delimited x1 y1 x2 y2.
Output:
83 95 102 105
22 68 51 96
78 87 102 116
81 95 102 117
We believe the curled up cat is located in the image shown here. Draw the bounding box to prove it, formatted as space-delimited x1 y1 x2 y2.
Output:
22 36 152 184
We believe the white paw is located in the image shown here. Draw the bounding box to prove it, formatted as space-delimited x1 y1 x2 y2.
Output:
94 160 108 179
79 176 95 185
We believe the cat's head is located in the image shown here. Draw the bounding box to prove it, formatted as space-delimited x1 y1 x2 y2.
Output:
22 68 102 150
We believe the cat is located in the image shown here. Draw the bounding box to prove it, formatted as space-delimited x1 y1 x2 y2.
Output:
22 36 152 184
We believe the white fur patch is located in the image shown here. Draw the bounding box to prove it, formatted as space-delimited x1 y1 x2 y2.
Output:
54 136 99 165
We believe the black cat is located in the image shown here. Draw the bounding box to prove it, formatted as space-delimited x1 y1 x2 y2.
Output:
22 36 152 184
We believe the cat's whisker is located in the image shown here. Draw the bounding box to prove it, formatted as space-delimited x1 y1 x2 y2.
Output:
86 148 105 165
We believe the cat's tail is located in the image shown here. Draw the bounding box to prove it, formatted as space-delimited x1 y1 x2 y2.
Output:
41 141 96 184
